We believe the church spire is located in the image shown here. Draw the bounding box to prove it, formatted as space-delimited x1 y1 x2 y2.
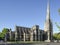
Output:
44 0 53 42
44 0 51 32
46 0 50 20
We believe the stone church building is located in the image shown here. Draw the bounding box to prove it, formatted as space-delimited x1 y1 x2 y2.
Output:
6 1 53 42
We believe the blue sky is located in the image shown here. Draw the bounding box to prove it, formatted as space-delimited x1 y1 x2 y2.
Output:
0 0 60 33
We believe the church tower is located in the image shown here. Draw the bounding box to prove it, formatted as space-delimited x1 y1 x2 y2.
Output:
44 0 53 42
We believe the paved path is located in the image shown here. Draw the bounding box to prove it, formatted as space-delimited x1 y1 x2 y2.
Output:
0 42 60 45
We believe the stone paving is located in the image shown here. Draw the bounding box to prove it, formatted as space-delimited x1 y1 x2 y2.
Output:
0 42 60 45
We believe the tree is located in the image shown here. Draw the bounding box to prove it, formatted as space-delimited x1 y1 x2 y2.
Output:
57 34 60 40
58 9 60 15
0 32 4 40
2 28 9 34
55 9 60 31
55 22 60 30
58 9 60 12
53 8 60 40
1 28 10 40
53 33 58 40
53 33 60 40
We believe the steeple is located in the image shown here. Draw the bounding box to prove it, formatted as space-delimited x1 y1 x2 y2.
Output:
44 0 53 42
46 0 50 20
44 0 51 31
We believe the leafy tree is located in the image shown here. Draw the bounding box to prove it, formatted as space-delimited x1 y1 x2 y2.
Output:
55 22 60 30
0 33 4 38
57 34 60 40
58 9 60 12
2 28 9 34
0 32 4 40
53 33 58 40
53 9 60 40
53 33 60 40
55 9 60 31
0 28 10 40
58 9 60 15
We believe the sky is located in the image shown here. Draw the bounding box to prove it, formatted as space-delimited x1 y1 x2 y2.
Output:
0 0 60 33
